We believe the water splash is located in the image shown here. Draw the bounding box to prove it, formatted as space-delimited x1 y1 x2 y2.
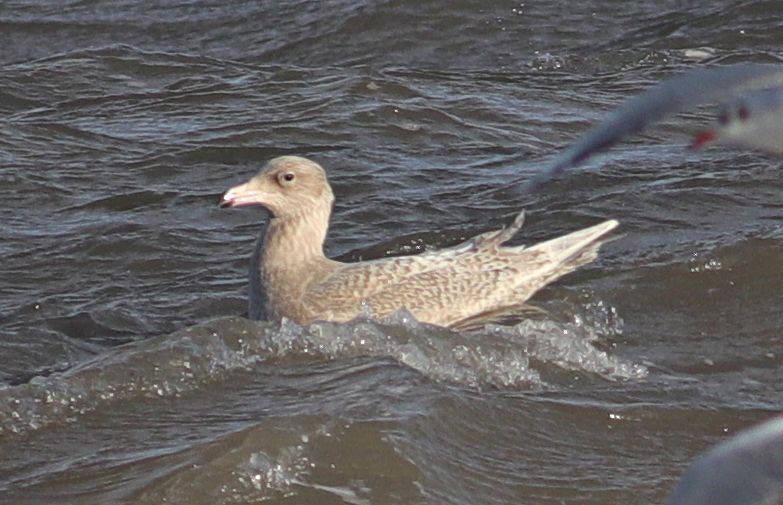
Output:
0 304 645 437
132 416 418 504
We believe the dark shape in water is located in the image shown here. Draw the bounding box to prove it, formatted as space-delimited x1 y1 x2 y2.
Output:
666 415 783 505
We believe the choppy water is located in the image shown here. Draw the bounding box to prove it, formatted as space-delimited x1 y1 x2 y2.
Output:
2 1 783 504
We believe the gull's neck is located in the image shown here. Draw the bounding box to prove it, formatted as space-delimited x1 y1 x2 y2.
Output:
250 202 336 320
263 203 331 264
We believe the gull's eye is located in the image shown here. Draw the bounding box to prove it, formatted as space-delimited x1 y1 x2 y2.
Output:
738 105 749 122
280 172 295 184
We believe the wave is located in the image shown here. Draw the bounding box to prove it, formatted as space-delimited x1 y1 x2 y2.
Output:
0 303 644 438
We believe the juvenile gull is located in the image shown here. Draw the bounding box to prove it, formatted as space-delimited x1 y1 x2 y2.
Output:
220 156 618 328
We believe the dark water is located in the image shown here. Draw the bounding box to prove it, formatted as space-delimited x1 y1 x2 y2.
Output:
2 1 783 503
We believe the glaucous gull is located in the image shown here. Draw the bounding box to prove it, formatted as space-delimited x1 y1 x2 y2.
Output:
220 156 618 328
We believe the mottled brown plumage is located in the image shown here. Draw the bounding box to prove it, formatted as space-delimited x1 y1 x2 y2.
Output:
221 156 618 328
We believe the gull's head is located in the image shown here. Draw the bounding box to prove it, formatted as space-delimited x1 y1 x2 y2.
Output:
692 89 783 156
220 156 334 219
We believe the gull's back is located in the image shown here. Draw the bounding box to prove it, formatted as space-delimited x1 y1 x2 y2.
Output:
300 213 618 328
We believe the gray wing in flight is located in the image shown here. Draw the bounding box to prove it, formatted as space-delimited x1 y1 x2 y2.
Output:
522 64 783 194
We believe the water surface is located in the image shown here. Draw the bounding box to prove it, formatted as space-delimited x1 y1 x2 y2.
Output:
1 1 783 504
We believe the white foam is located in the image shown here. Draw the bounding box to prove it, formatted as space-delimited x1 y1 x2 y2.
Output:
0 301 646 437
